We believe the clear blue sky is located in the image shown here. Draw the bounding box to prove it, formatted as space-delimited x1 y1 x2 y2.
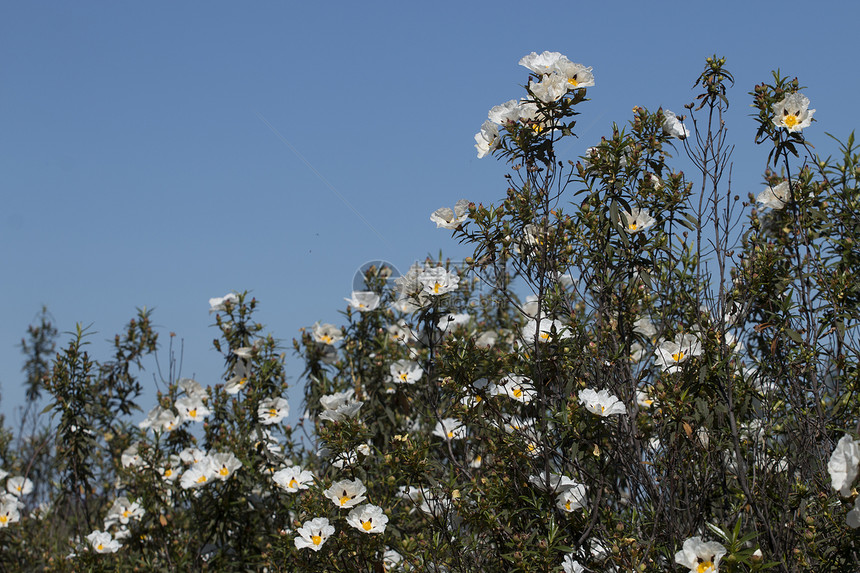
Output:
2 1 857 428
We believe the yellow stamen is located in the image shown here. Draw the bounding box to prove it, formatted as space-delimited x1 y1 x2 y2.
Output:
219 466 229 477
196 475 207 484
565 501 571 511
697 562 714 573
399 373 408 382
540 332 551 341
433 282 442 293
362 519 373 531
629 222 638 231
784 114 799 128
311 535 322 545
672 351 685 362
289 478 298 489
188 408 197 418
0 515 7 524
269 408 278 417
568 75 579 87
97 544 104 551
513 388 523 398
321 335 332 344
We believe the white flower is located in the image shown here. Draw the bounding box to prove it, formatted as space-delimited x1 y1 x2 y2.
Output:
0 503 20 528
579 388 627 417
555 483 587 513
294 517 334 551
562 554 584 573
528 73 569 103
389 360 423 385
654 333 703 373
522 318 570 343
419 267 460 296
324 479 367 509
828 434 860 497
475 120 501 158
772 92 815 132
258 397 290 425
431 199 471 229
621 207 657 234
208 452 242 481
312 322 343 345
179 447 206 465
209 293 238 313
674 536 726 573
225 359 250 394
121 443 144 469
633 316 656 338
662 110 690 139
519 51 568 75
495 375 536 404
87 530 121 554
6 476 33 497
179 378 207 400
636 389 655 408
519 52 595 89
346 503 388 534
488 99 538 125
756 180 795 210
175 396 210 423
433 418 466 440
273 466 314 492
180 459 216 490
104 497 145 528
318 390 363 422
344 291 380 312
528 472 580 494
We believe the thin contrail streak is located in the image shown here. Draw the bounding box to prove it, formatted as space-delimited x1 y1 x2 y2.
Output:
255 111 389 245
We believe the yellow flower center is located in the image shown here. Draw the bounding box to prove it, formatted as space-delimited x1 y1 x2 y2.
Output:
0 515 7 524
269 408 278 417
568 75 579 87
196 475 207 484
399 373 408 382
321 335 332 344
123 510 131 518
188 408 197 418
697 561 714 573
783 113 799 128
672 351 685 362
311 535 322 545
565 501 571 511
164 469 173 477
97 543 104 551
433 282 442 293
628 222 638 231
362 519 373 531
219 466 229 477
289 478 298 489
513 388 523 398
540 332 551 341
447 431 454 438
340 494 351 506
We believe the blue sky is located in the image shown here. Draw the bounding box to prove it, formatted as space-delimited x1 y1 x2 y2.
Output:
1 1 857 428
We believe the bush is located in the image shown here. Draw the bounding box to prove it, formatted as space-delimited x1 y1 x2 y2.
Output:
1 52 860 572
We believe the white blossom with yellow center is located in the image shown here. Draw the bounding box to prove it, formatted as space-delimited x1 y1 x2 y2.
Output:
346 503 388 534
